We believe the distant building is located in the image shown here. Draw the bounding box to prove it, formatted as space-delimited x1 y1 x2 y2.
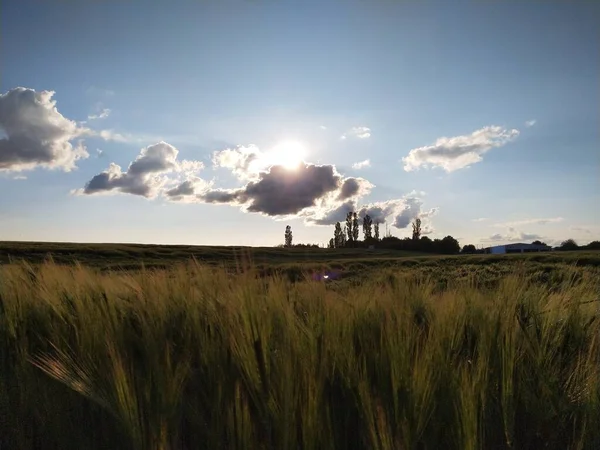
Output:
485 242 552 254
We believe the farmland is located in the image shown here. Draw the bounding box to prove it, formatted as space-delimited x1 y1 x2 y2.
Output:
1 242 600 449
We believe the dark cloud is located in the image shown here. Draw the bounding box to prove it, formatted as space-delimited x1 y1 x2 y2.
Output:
79 142 183 198
165 180 196 198
201 163 342 216
202 189 242 204
0 87 88 172
337 177 372 200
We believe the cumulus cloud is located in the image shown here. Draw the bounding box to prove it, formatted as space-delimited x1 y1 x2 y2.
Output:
201 163 349 216
352 159 371 169
77 141 203 198
525 119 537 128
337 177 373 200
212 145 261 180
493 217 564 227
402 125 520 172
341 126 371 140
0 87 89 172
306 192 437 231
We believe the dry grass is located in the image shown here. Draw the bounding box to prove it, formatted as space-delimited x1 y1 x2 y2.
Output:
1 260 599 449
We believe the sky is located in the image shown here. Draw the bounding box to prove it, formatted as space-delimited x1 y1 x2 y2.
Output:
1 0 599 247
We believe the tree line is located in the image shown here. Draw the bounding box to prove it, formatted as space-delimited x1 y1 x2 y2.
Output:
282 217 600 255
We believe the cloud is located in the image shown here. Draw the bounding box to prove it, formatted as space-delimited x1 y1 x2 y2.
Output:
493 217 564 227
341 126 371 140
165 177 212 202
13 175 27 180
77 141 202 198
212 145 261 180
352 159 371 169
337 177 373 200
319 125 327 130
570 226 593 235
200 163 349 216
525 119 537 128
97 129 135 143
0 87 89 172
483 227 544 243
87 108 111 121
306 192 437 231
96 149 104 157
402 125 520 172
472 217 489 222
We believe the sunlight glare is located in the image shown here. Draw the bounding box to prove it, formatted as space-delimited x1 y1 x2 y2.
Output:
265 140 307 170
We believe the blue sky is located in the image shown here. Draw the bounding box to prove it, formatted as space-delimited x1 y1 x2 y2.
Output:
1 0 598 247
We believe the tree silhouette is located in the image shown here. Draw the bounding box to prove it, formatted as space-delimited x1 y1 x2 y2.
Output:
461 244 477 254
352 212 359 243
374 222 380 241
334 222 343 248
284 225 293 248
345 212 353 243
559 239 578 251
341 226 347 247
412 218 422 241
328 238 335 249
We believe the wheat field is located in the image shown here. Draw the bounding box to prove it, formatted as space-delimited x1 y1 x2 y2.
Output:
1 259 599 449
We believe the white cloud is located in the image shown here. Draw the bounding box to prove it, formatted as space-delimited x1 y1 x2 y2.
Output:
493 217 564 227
97 129 134 143
352 159 371 169
472 217 488 222
77 141 204 198
13 175 27 180
212 145 262 180
525 119 537 128
341 126 371 140
87 108 111 121
319 125 327 130
402 125 520 172
0 87 89 172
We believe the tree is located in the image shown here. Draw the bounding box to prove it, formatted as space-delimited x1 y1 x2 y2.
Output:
412 218 422 241
438 235 460 254
587 240 600 250
341 226 347 247
363 214 373 240
352 212 359 243
374 222 380 241
461 244 477 254
284 225 293 248
346 212 354 243
328 238 335 249
334 222 343 248
559 239 578 251
532 240 547 246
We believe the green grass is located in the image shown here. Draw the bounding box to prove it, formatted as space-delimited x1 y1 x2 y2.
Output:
1 256 600 449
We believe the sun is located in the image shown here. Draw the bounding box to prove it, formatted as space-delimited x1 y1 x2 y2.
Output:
265 140 307 170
